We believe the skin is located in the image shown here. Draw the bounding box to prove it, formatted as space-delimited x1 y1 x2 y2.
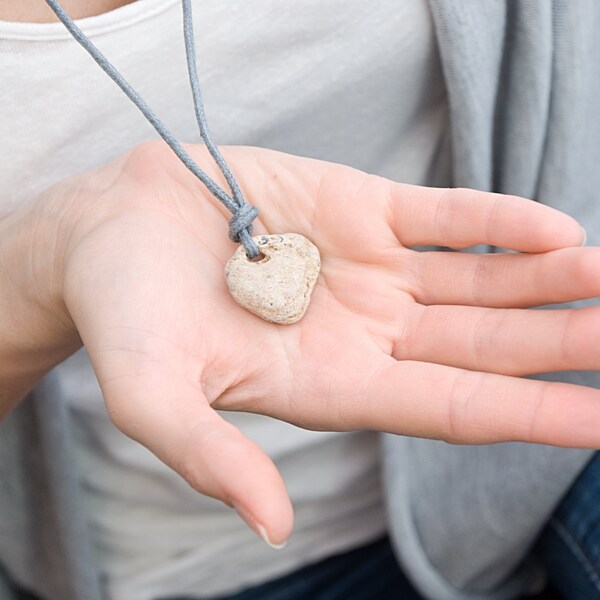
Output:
0 0 134 23
1 141 598 546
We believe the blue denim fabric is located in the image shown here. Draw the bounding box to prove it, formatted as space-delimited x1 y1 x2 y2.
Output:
534 451 600 599
159 537 424 600
156 533 563 600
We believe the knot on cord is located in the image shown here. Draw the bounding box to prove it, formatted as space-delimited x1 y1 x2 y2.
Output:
228 203 259 243
228 203 260 258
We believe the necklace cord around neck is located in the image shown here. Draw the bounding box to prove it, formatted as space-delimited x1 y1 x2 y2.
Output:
180 0 259 255
44 0 260 258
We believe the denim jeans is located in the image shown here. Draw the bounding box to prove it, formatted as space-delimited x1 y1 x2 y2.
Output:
160 536 424 600
534 451 600 599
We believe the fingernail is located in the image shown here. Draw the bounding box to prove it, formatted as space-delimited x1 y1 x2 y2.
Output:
233 503 287 550
581 226 587 246
256 523 287 550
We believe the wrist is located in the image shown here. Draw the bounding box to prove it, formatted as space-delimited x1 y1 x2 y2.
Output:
0 200 80 412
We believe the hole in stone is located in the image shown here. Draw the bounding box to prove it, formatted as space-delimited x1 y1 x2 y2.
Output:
247 251 269 263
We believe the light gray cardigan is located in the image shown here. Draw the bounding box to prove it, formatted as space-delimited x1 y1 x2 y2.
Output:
1 1 599 599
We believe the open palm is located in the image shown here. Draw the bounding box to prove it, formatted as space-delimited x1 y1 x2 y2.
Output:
61 142 600 544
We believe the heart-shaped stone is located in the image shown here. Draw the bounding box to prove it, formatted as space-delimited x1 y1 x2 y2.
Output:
225 233 321 324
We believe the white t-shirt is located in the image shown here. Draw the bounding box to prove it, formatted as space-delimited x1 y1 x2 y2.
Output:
0 1 449 598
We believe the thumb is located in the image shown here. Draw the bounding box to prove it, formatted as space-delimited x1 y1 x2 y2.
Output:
101 372 293 548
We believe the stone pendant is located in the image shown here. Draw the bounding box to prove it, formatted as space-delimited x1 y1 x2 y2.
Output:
225 233 321 324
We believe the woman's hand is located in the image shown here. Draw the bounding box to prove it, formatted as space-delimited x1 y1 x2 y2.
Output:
5 141 599 545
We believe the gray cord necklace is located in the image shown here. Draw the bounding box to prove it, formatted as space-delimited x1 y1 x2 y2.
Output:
45 0 320 325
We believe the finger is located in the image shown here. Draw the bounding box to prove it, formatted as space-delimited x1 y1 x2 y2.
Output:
412 247 600 307
100 370 293 548
395 304 600 376
390 186 585 251
354 358 600 447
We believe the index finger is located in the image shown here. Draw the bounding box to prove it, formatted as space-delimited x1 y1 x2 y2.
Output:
390 186 585 252
355 358 600 448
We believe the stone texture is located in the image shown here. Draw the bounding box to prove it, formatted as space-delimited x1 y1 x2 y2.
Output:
225 233 321 324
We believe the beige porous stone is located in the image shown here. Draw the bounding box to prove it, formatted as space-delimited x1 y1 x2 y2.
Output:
225 233 321 324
